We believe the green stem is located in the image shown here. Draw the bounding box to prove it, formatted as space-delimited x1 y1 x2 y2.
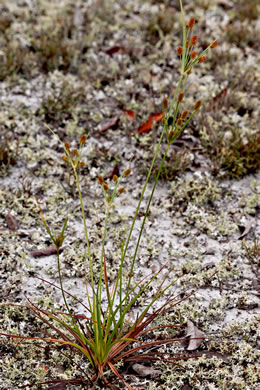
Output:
117 126 167 320
125 142 170 297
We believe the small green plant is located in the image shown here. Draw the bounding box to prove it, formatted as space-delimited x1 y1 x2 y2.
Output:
200 126 260 178
0 135 19 176
0 2 220 388
242 239 260 277
32 12 78 73
40 78 83 124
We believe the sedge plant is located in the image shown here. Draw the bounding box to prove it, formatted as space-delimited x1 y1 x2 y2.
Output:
0 1 220 388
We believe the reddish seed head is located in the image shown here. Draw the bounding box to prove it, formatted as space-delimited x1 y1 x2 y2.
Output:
72 149 78 157
190 35 198 46
198 55 207 63
123 168 131 177
98 176 104 184
118 187 125 195
79 161 85 167
55 235 63 249
194 100 202 110
64 142 70 151
210 40 218 49
103 183 109 191
191 51 197 60
113 174 118 183
176 118 183 127
169 130 175 137
188 17 195 30
177 46 183 56
80 135 87 144
162 97 168 111
178 92 184 103
61 155 68 162
181 110 189 120
186 40 189 49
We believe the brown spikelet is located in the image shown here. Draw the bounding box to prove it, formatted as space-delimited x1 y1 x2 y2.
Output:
177 46 183 56
194 100 202 110
79 161 85 167
178 92 184 103
98 176 104 184
190 51 197 60
64 142 70 151
210 40 218 49
118 187 125 195
103 183 109 191
176 118 183 127
190 35 198 46
188 17 195 30
61 155 68 162
169 130 175 138
80 135 87 144
72 149 78 157
113 174 118 183
186 40 189 49
181 110 189 120
162 97 168 111
198 55 206 63
55 235 63 249
187 70 192 74
123 168 131 177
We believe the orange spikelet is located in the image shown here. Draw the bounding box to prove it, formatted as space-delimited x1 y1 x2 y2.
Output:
194 100 202 110
181 110 189 120
79 161 85 167
186 40 189 49
210 40 218 49
191 51 197 59
123 168 131 177
64 142 70 151
162 97 168 111
177 46 183 56
178 92 184 103
176 118 183 127
190 35 198 46
188 17 195 30
98 176 104 184
198 56 207 63
80 135 87 145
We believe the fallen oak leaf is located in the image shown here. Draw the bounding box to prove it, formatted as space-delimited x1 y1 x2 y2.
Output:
185 320 206 351
106 164 120 181
238 218 254 240
99 116 119 133
138 112 162 134
132 363 160 378
5 211 18 231
123 109 135 120
105 45 122 56
30 246 64 258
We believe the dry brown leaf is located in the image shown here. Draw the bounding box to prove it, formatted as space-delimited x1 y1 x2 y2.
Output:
99 116 119 132
30 246 64 258
238 219 254 239
186 320 206 351
5 211 18 231
132 363 160 378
